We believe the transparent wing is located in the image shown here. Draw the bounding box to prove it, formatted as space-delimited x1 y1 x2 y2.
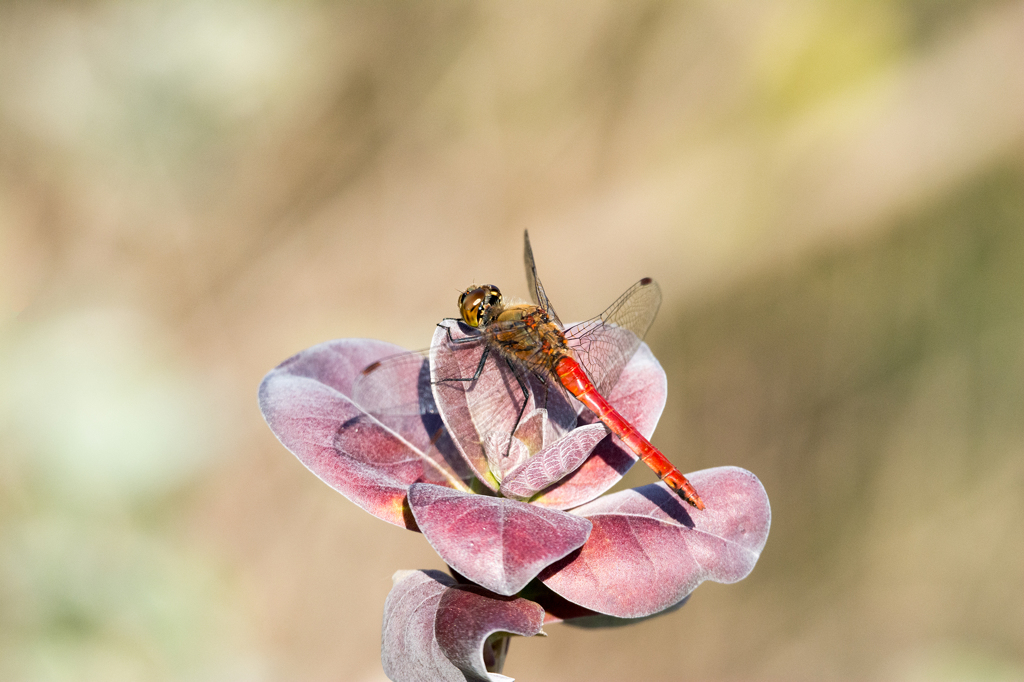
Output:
353 349 472 481
523 230 562 327
354 350 433 418
564 277 662 395
354 348 438 432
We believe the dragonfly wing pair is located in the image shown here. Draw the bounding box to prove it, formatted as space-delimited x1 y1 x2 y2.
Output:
523 230 661 396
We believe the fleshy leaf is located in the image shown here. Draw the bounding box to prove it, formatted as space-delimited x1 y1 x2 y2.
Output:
519 576 690 628
259 339 468 528
430 323 577 490
434 583 545 680
382 569 544 682
539 467 770 618
529 342 669 509
408 483 592 596
499 423 609 500
382 570 462 682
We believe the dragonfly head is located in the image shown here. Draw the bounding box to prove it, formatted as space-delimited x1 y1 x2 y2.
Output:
459 284 503 328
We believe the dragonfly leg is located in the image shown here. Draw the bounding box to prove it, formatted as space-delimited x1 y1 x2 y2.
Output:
432 345 491 387
438 321 482 347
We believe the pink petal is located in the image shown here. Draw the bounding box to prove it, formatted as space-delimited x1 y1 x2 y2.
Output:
259 339 467 528
408 483 592 596
539 467 770 618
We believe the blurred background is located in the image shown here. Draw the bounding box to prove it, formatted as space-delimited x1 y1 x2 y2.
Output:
1 1 1022 680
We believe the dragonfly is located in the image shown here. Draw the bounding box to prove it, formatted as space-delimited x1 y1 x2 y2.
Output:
359 231 704 510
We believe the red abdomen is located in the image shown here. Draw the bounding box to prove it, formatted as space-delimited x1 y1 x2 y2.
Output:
555 356 704 510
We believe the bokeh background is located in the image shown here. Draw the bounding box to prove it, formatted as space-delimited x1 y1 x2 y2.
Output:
2 1 1023 680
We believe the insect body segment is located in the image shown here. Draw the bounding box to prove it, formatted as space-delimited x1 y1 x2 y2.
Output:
555 356 704 509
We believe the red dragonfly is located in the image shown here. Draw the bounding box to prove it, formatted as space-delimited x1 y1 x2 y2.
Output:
360 231 703 510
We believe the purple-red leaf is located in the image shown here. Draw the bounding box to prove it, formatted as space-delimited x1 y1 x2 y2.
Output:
540 467 770 618
382 570 462 682
259 339 468 528
435 584 545 680
408 483 592 596
499 423 609 500
382 569 545 682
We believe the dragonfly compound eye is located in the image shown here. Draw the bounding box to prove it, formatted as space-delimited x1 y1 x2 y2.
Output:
458 285 502 327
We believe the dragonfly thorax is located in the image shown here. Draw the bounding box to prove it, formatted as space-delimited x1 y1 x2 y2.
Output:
459 284 504 328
